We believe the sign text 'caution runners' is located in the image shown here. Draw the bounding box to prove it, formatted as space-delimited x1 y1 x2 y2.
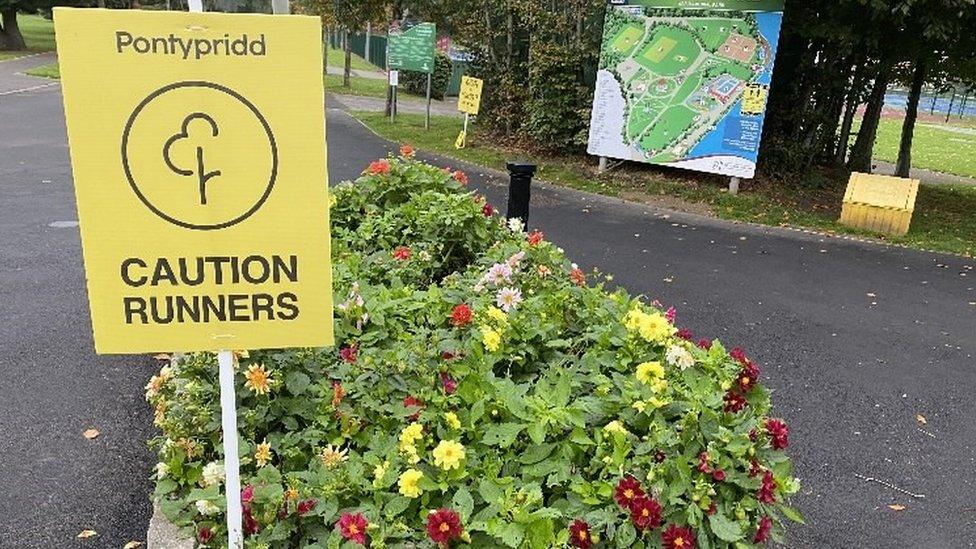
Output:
55 8 334 354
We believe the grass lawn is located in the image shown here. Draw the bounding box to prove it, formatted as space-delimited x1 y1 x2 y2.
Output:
353 111 976 257
326 49 381 73
0 14 55 59
872 117 976 178
326 74 422 100
25 62 59 79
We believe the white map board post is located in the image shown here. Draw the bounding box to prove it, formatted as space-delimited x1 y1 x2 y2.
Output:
588 0 784 182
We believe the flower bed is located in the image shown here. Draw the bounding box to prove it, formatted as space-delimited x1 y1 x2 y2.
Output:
148 149 801 548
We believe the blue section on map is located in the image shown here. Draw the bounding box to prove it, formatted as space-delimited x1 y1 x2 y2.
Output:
687 11 782 163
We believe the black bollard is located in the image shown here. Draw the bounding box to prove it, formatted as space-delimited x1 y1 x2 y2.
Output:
506 161 536 228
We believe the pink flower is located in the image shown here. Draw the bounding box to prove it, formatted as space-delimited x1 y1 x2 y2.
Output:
676 328 694 340
665 307 676 324
496 287 522 312
338 512 368 545
241 485 254 505
482 203 494 217
440 372 457 394
712 469 726 482
393 246 411 260
339 346 358 364
198 527 213 544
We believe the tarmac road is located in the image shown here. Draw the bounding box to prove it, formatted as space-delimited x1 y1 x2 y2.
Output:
2 75 975 548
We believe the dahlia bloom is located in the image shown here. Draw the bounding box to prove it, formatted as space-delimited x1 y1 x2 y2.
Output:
427 508 463 545
614 475 645 508
393 246 412 260
339 345 358 363
496 287 522 312
338 512 368 545
527 230 544 246
758 470 777 503
450 303 473 327
568 519 593 549
766 419 790 450
366 159 390 175
399 144 415 157
630 495 663 530
662 524 696 549
432 439 466 470
754 516 772 544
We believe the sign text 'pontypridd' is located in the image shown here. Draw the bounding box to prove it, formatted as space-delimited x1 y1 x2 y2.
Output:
120 255 303 325
115 31 267 60
55 8 334 353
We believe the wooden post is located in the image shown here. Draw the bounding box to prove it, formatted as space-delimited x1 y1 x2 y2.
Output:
729 177 740 195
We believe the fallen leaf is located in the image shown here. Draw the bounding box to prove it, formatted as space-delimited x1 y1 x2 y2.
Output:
888 504 906 511
662 277 674 283
123 542 144 549
152 353 170 360
916 414 927 425
77 529 98 539
83 428 100 440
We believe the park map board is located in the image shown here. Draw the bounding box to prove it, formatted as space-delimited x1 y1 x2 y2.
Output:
587 0 784 178
388 21 436 73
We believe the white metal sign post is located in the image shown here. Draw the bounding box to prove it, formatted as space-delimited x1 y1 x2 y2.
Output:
389 70 399 123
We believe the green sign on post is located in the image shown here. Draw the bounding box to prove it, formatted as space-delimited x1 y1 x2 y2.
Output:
388 21 436 74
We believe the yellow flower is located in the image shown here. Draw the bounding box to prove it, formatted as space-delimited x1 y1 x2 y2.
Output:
650 378 668 394
649 397 669 409
638 313 674 343
321 444 349 469
398 469 424 498
636 361 665 385
254 440 272 467
603 421 628 435
624 308 644 331
481 326 501 352
487 307 508 325
373 460 390 487
432 440 466 471
444 412 461 430
399 422 424 451
244 364 272 395
632 400 647 413
284 486 299 501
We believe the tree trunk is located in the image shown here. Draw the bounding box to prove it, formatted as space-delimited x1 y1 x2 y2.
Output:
834 48 868 164
342 29 351 88
945 92 955 123
322 25 328 75
849 60 891 173
0 9 27 51
895 59 927 178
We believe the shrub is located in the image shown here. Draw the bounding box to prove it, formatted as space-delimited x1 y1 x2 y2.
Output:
401 52 454 101
148 153 800 548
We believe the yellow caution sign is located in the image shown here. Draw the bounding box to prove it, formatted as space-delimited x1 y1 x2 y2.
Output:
839 173 919 236
54 8 333 353
455 130 466 149
457 75 484 115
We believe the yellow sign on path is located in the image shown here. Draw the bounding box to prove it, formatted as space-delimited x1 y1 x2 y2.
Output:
458 75 484 115
839 172 919 236
55 8 334 353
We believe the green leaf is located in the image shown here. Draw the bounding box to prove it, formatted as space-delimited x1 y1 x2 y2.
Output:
519 443 555 465
453 486 475 521
526 422 548 445
779 503 806 524
708 513 745 542
498 522 525 548
384 496 411 518
479 478 504 506
615 521 637 547
482 422 524 448
285 371 311 396
525 518 555 549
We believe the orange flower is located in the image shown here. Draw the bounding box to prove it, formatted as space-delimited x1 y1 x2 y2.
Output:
366 159 391 175
400 144 415 157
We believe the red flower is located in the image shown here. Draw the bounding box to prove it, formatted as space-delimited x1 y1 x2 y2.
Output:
338 512 368 545
453 170 469 185
441 351 456 360
366 159 390 175
766 419 789 450
527 230 545 246
339 345 358 363
749 458 762 478
712 469 726 482
723 390 746 413
426 508 463 545
665 307 677 324
676 328 694 340
568 519 593 549
404 395 424 421
244 507 260 534
614 475 645 508
400 144 415 157
730 347 748 364
629 495 662 530
662 524 696 549
697 452 711 474
393 246 412 260
654 450 666 463
697 338 712 350
758 470 777 503
198 527 213 544
754 516 772 544
706 502 717 516
570 268 585 286
297 499 317 516
737 361 760 392
440 372 458 394
450 304 473 327
241 485 254 505
482 203 494 217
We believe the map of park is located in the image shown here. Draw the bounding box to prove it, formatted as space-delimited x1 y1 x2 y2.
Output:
602 9 771 163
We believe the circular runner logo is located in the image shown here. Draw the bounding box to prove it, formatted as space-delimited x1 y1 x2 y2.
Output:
121 81 277 230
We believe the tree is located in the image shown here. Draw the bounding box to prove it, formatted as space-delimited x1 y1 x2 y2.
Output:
294 0 388 86
0 0 28 50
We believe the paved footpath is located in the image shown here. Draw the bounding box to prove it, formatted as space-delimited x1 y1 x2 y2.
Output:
1 77 974 548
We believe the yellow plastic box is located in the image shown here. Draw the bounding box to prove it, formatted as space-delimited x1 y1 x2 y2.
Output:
839 173 919 236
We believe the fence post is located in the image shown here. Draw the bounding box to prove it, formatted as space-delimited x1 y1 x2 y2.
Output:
506 161 536 228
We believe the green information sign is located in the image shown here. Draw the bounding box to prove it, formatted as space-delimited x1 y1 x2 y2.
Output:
387 21 436 74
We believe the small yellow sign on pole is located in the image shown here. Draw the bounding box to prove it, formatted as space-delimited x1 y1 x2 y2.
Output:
55 8 334 354
457 75 484 115
839 173 919 236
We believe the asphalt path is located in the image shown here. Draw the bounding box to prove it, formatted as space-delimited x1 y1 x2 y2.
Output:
1 74 975 548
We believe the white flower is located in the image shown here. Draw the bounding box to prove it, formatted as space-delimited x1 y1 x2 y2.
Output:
195 499 220 516
496 287 523 312
666 344 695 370
202 461 225 487
486 263 513 285
419 250 432 261
508 218 525 233
154 462 168 480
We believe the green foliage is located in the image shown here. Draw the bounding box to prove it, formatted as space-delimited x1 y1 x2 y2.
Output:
401 51 452 100
148 156 801 547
